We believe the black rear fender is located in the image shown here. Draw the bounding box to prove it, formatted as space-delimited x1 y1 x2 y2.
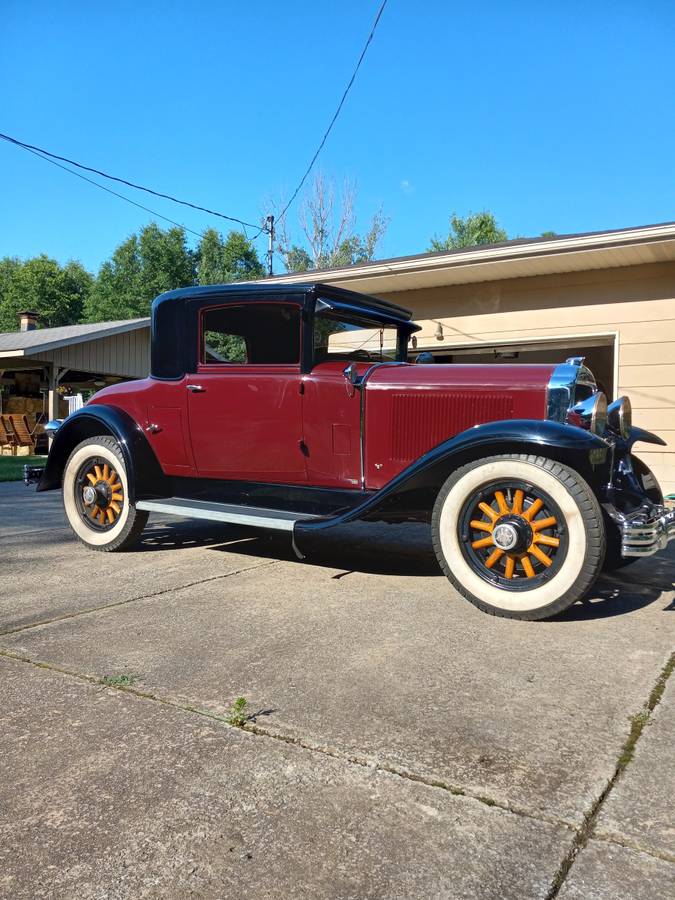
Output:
38 406 168 503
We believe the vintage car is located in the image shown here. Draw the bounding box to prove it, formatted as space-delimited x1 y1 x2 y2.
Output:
30 282 675 620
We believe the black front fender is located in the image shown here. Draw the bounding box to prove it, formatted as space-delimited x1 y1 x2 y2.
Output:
295 419 611 538
38 406 168 503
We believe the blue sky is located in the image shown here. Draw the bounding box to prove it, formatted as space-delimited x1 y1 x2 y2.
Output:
2 1 674 273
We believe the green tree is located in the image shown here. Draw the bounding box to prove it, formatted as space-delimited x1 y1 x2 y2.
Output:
429 211 508 252
85 224 196 322
196 228 264 284
284 246 313 274
0 257 21 331
0 255 92 332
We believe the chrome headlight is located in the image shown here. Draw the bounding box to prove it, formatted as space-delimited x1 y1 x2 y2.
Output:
607 396 632 440
567 392 608 436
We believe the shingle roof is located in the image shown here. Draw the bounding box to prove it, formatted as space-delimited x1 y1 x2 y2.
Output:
261 220 675 280
0 317 150 355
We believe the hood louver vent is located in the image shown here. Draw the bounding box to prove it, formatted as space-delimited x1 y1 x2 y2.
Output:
390 392 514 462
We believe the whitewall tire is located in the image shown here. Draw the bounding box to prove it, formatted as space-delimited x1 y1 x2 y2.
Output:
63 436 148 552
431 454 605 620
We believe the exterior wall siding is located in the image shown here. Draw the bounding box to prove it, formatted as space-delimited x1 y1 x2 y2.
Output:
34 327 150 378
377 261 675 496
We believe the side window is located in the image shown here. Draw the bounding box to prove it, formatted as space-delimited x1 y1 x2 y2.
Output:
201 303 301 365
313 309 399 364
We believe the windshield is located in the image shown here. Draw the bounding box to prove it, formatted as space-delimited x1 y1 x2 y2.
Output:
313 309 401 364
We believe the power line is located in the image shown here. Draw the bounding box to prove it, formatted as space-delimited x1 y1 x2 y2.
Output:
276 0 389 226
0 130 264 232
4 142 267 246
0 0 388 268
23 145 206 239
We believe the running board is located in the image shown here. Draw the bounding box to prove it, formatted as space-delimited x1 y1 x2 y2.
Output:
135 497 322 532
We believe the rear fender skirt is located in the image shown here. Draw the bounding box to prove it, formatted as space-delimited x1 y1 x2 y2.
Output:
295 419 611 540
37 406 168 502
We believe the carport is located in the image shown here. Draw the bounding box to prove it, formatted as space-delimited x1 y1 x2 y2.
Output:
0 312 150 453
0 315 149 448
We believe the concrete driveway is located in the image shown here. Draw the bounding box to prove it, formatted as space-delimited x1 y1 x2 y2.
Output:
1 480 674 899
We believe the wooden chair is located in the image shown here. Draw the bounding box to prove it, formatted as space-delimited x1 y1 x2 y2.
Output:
7 414 36 455
0 416 17 455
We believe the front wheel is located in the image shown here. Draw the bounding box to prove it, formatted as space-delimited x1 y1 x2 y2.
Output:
63 436 148 551
431 454 606 620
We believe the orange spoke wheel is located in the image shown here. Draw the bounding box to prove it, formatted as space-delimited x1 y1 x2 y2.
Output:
460 480 567 590
75 457 125 531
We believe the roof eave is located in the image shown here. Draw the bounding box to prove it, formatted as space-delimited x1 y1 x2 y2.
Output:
254 222 675 292
0 318 150 356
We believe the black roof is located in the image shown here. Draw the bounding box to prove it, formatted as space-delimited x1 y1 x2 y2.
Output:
154 281 414 323
151 282 416 380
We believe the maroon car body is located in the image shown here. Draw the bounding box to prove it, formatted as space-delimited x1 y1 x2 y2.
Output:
34 282 675 620
87 360 551 491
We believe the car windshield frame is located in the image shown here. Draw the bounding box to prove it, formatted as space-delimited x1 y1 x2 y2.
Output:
312 306 407 367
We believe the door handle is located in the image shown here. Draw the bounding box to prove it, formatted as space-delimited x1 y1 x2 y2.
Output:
186 384 206 393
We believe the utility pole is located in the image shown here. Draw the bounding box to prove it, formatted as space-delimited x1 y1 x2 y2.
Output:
266 215 275 277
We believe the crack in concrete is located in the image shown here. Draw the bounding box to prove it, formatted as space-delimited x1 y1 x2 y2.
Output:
544 649 675 899
0 646 579 832
3 642 673 878
240 719 579 832
0 559 279 637
590 831 675 867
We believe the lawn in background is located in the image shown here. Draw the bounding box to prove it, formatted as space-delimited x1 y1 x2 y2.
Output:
0 456 47 482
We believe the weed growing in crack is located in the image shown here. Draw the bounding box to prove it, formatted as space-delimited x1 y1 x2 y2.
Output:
227 696 249 727
101 674 138 688
618 710 650 769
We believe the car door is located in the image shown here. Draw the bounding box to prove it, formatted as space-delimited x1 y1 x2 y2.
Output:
187 300 307 483
302 362 363 488
301 304 401 489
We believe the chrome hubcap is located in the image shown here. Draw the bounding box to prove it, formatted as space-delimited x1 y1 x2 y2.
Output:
493 522 518 551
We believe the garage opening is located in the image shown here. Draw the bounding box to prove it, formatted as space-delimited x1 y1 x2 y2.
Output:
411 335 617 399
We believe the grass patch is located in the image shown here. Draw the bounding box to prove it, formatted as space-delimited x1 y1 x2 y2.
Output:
0 455 47 483
101 673 138 688
226 696 250 727
617 652 675 773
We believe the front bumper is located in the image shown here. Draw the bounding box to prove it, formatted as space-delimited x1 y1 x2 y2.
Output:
611 503 675 558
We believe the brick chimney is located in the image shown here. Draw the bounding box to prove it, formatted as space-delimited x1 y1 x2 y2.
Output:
18 311 39 332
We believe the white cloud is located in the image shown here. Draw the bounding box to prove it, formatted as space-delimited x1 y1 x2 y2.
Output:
400 179 414 196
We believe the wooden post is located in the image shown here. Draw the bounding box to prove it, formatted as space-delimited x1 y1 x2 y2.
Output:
47 365 65 449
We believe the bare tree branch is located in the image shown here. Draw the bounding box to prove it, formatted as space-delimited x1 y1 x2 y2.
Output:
267 173 388 273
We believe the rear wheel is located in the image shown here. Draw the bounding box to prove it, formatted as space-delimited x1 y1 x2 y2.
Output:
63 436 148 551
431 454 605 620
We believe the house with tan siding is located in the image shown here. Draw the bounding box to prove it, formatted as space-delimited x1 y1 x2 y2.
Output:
263 222 675 495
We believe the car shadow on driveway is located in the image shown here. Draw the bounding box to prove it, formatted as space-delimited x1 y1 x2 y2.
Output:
135 518 675 617
137 518 440 576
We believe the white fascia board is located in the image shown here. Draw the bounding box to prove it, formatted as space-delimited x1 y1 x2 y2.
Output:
257 223 675 287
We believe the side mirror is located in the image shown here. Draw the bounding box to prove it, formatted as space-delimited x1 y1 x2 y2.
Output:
343 362 361 387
